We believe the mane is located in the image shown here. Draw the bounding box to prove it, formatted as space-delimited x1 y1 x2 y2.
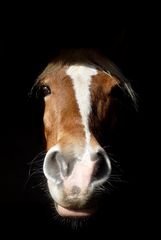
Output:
35 48 137 108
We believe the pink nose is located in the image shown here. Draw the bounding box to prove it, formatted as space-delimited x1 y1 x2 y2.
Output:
43 146 111 195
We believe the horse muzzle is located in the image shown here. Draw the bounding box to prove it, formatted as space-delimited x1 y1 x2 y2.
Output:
43 144 111 217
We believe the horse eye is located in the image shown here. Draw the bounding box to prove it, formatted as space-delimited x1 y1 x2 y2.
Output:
41 85 51 97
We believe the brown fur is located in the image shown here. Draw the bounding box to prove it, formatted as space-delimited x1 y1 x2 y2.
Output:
41 67 86 150
40 67 119 155
35 48 136 151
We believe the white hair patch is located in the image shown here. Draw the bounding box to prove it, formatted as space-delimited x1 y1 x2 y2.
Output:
66 65 97 146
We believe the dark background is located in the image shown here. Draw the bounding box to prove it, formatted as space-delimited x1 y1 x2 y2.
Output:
1 3 156 239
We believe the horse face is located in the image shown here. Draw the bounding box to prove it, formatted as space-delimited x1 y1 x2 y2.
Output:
40 64 118 217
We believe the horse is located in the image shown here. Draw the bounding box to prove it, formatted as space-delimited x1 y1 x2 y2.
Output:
31 49 137 218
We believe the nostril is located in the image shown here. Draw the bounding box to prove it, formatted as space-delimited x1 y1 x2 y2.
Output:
43 151 68 183
56 152 68 177
91 151 111 183
44 151 58 179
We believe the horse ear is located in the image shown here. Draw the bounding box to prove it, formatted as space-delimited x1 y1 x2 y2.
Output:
110 83 138 112
123 82 138 110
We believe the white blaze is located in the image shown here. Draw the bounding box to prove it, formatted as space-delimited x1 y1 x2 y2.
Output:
66 65 97 146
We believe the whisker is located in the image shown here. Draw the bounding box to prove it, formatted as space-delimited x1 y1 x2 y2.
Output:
27 150 46 177
28 150 46 166
24 170 43 189
31 179 46 189
27 158 45 165
24 150 46 189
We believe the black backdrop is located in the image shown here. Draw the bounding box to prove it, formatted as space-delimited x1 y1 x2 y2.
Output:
1 5 155 239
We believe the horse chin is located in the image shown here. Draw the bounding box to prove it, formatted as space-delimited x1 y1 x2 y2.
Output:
55 203 94 218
